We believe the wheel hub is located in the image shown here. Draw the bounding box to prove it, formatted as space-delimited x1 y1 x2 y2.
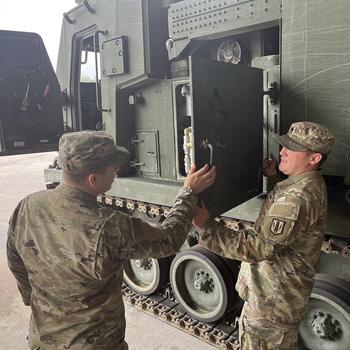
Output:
311 311 342 340
193 270 214 293
134 258 152 270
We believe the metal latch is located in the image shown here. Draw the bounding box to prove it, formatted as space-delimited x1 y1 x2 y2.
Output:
264 82 279 105
130 161 145 167
131 139 144 144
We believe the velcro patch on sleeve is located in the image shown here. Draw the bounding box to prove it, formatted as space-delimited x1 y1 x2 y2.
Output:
258 199 300 245
269 201 300 221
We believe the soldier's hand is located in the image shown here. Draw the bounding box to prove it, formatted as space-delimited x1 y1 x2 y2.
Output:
262 153 278 177
193 202 210 228
184 164 216 194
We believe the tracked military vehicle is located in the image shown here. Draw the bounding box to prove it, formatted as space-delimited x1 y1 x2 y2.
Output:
4 0 350 348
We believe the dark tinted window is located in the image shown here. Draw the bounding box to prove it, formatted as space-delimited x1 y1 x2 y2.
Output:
0 36 41 67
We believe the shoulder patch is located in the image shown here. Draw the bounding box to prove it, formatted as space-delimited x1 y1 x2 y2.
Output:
256 195 301 245
270 219 285 235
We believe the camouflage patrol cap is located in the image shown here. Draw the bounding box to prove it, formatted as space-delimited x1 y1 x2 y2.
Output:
58 131 130 173
276 122 334 155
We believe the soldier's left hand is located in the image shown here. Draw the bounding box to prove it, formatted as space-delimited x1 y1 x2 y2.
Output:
184 164 216 194
193 202 210 228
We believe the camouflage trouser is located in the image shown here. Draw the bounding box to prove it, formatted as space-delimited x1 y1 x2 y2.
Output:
239 307 299 350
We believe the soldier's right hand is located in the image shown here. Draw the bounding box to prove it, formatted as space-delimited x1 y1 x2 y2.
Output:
184 164 216 194
262 153 278 177
193 203 210 228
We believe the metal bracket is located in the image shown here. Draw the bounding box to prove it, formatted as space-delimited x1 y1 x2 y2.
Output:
130 161 146 167
264 82 279 105
61 89 70 106
131 139 144 144
93 30 110 113
63 0 95 25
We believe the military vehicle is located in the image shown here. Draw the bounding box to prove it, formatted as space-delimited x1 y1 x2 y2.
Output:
4 0 350 348
0 30 63 154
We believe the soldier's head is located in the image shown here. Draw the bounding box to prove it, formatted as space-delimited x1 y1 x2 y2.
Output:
58 131 129 195
276 122 334 176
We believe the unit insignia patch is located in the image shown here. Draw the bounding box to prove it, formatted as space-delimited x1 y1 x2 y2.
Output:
270 219 285 235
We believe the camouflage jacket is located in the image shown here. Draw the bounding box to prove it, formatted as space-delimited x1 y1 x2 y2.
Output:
200 171 327 327
7 184 196 350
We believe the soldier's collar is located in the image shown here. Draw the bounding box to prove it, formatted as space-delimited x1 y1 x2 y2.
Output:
279 170 322 187
56 184 98 204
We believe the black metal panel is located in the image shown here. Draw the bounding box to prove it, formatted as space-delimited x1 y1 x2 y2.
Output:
190 57 263 217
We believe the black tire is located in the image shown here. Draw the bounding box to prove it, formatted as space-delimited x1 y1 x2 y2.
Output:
299 274 350 350
170 245 239 322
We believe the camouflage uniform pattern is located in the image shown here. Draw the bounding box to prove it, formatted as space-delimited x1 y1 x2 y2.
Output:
200 122 334 349
7 130 198 350
239 304 299 350
200 170 327 349
58 130 130 173
7 185 196 350
276 121 334 154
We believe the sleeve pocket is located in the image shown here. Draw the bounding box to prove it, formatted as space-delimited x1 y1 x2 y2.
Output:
257 200 300 245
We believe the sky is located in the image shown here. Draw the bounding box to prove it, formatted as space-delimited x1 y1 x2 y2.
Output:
1 0 75 69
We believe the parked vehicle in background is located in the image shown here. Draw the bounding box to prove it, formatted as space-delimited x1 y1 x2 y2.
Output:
0 30 63 154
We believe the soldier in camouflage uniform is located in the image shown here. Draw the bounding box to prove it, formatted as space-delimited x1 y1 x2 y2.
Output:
7 130 216 350
193 122 335 350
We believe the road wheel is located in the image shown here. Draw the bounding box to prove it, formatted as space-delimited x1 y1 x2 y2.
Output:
123 257 170 295
299 274 350 350
123 209 170 295
170 245 239 322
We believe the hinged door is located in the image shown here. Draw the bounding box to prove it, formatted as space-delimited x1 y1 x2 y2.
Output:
190 57 263 217
134 130 160 176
